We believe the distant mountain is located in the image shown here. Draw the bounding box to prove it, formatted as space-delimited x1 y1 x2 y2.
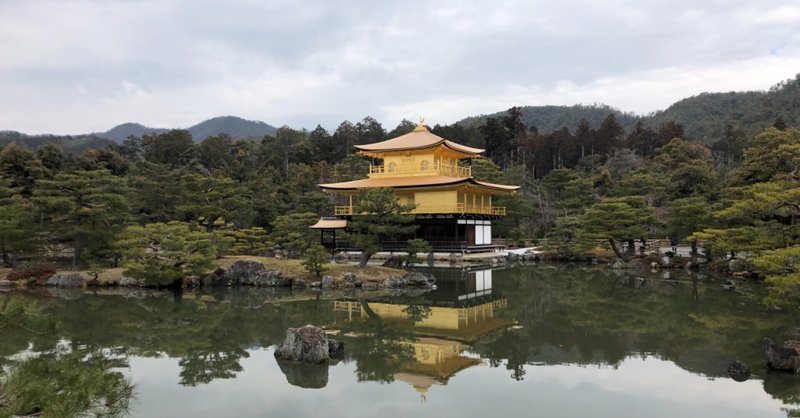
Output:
456 104 639 133
0 130 115 154
99 123 169 143
96 116 279 143
187 116 278 142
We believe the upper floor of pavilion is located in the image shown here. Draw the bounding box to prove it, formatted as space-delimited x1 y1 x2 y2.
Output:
355 123 483 179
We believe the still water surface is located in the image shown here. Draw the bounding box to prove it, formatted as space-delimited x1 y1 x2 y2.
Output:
1 265 799 417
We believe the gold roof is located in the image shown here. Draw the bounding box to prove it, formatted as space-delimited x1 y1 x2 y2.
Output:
309 218 347 229
354 125 485 156
318 175 520 192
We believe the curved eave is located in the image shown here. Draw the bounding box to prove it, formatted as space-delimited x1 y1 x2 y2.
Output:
473 180 521 193
318 176 520 193
310 218 347 229
353 128 484 157
319 176 468 191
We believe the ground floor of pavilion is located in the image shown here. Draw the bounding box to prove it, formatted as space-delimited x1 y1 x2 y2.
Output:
312 213 506 253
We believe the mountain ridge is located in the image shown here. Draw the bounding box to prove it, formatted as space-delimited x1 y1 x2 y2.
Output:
97 115 279 143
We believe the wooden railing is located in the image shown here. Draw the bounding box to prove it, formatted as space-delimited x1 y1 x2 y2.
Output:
334 204 505 216
368 161 471 178
334 206 354 215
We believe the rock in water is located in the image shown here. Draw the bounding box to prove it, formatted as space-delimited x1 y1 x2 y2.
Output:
382 275 407 288
275 358 330 389
406 272 435 287
274 325 343 364
207 260 288 287
727 361 750 381
764 337 800 373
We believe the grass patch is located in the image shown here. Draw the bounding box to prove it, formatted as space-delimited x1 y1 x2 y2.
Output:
216 256 403 282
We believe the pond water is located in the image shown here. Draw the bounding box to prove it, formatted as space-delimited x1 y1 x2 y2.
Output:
1 265 799 418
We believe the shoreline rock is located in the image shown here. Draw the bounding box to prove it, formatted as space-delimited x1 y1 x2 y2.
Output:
46 272 84 288
764 337 800 374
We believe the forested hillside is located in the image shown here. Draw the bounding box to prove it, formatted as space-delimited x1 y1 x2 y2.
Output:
100 123 169 143
463 75 800 145
647 75 800 143
0 131 115 154
457 104 638 134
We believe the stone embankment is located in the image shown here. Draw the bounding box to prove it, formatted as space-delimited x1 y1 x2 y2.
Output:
0 259 436 291
0 269 87 289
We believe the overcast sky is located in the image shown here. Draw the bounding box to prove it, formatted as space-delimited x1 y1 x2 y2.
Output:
2 0 799 135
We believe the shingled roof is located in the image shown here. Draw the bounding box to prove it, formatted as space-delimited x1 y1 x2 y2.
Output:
354 125 484 156
318 175 519 192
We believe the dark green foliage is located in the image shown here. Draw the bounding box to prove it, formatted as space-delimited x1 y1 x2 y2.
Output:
302 244 330 278
667 197 712 256
349 188 417 268
127 161 185 223
728 128 800 185
653 138 718 199
405 239 431 265
459 104 638 135
0 142 46 196
230 227 271 255
141 129 196 167
0 178 37 267
270 212 321 254
33 169 129 266
0 131 115 154
177 173 249 230
117 222 217 287
580 196 657 260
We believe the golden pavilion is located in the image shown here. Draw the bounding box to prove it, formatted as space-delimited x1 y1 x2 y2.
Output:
313 121 520 251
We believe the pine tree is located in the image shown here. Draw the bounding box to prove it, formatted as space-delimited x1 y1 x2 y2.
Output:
117 221 216 287
33 169 129 266
349 188 417 268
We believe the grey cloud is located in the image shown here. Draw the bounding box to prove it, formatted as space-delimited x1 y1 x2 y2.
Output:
0 0 798 133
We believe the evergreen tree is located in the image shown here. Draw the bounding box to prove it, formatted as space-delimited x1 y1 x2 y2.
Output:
270 212 322 254
666 197 712 256
579 196 657 261
349 188 417 268
0 178 36 267
117 221 216 287
141 129 196 167
33 169 129 266
302 244 330 278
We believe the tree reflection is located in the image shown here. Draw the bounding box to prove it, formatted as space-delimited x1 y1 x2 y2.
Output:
343 299 416 383
472 264 800 412
178 347 249 386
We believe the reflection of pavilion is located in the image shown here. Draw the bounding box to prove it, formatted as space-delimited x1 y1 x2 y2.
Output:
334 268 510 400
